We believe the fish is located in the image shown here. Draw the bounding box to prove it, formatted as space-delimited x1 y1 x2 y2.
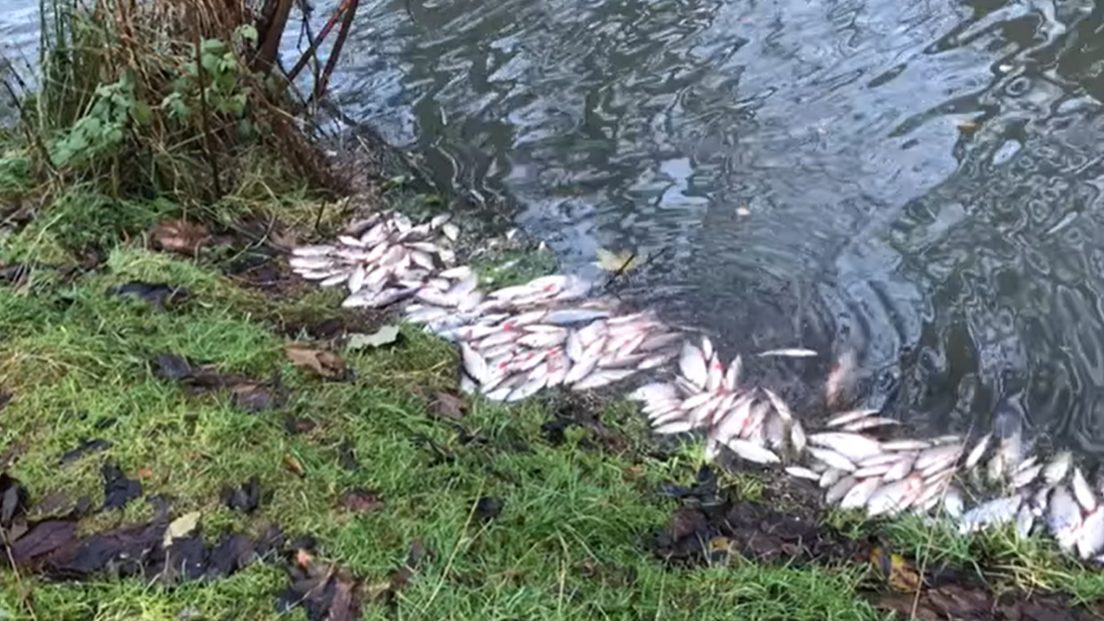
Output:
826 409 881 428
964 433 992 470
679 341 708 389
756 348 817 358
725 439 781 464
1077 507 1104 560
880 439 932 452
571 369 636 391
839 477 882 510
807 447 856 472
958 495 1023 535
825 349 857 408
785 466 821 481
943 486 965 519
819 468 846 489
1043 451 1072 487
867 476 924 517
807 432 882 461
1072 467 1097 513
825 476 859 504
630 382 677 403
1047 485 1082 553
842 417 901 433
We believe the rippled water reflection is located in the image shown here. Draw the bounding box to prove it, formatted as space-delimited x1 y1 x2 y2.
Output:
8 0 1104 455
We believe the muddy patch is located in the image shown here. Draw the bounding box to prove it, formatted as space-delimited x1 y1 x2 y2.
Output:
651 466 1104 621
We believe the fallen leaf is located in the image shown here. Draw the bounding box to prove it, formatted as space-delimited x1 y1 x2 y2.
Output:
429 391 467 420
871 546 921 593
338 489 383 513
283 453 306 478
149 220 210 256
285 345 347 379
295 548 314 569
137 467 154 479
595 248 638 272
101 462 142 511
108 282 190 310
59 438 113 465
163 511 202 548
736 206 751 217
955 119 979 133
229 383 279 412
346 325 401 350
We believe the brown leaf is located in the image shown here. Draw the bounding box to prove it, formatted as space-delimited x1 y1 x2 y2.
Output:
285 345 347 380
283 453 306 478
230 383 278 413
430 391 467 420
137 467 154 479
149 220 210 256
338 489 383 513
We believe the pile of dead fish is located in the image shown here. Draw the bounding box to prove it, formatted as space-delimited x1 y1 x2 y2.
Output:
630 336 1104 564
291 210 1104 564
289 211 682 401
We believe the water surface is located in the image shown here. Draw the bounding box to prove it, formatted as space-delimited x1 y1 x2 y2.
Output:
8 0 1104 456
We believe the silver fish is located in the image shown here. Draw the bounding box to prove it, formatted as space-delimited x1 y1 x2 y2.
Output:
1072 467 1097 513
757 348 817 358
292 244 337 257
964 432 992 471
1043 451 1072 487
679 342 708 390
1078 507 1104 560
808 432 882 461
808 447 857 472
958 495 1023 535
819 468 846 489
785 466 821 481
842 417 901 433
839 477 882 510
571 369 635 391
725 439 780 464
825 476 859 504
880 439 932 452
1048 485 1083 553
826 409 882 428
867 475 924 517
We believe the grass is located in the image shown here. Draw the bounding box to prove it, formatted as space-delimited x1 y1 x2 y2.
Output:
0 220 890 620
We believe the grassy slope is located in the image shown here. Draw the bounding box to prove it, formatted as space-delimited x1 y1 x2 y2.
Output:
0 189 885 621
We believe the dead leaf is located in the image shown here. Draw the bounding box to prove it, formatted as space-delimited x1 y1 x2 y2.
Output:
285 345 347 379
595 248 638 272
149 220 210 256
346 325 400 350
429 391 467 420
955 119 980 135
338 489 383 513
229 383 279 412
871 546 921 593
163 511 202 548
295 548 314 569
736 206 751 217
137 467 154 480
283 453 306 478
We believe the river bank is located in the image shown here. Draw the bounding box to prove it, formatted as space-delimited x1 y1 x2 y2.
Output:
2 1 1104 619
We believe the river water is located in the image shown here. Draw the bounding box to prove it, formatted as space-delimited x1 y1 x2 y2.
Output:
7 0 1104 457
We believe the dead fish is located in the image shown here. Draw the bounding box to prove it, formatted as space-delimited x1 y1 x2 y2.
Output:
914 444 964 473
826 409 881 428
825 349 857 408
880 439 932 452
881 453 918 483
1013 463 1044 490
825 475 859 504
964 432 992 470
1072 467 1097 513
943 486 965 519
807 432 882 461
630 382 678 403
544 308 612 326
679 341 708 390
756 348 817 358
867 475 924 517
571 369 636 391
958 494 1023 534
1078 507 1104 560
842 417 901 433
725 439 781 465
839 477 883 510
1048 485 1083 553
807 447 856 472
819 468 846 489
785 466 821 481
1043 451 1072 487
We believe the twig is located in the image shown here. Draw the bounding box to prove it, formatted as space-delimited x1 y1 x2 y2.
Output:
284 0 358 85
311 0 359 102
191 22 222 200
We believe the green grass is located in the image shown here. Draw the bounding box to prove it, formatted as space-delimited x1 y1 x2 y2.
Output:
0 216 888 621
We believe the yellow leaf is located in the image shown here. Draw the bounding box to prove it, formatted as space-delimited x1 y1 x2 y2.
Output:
163 511 201 548
595 248 638 272
870 546 921 592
